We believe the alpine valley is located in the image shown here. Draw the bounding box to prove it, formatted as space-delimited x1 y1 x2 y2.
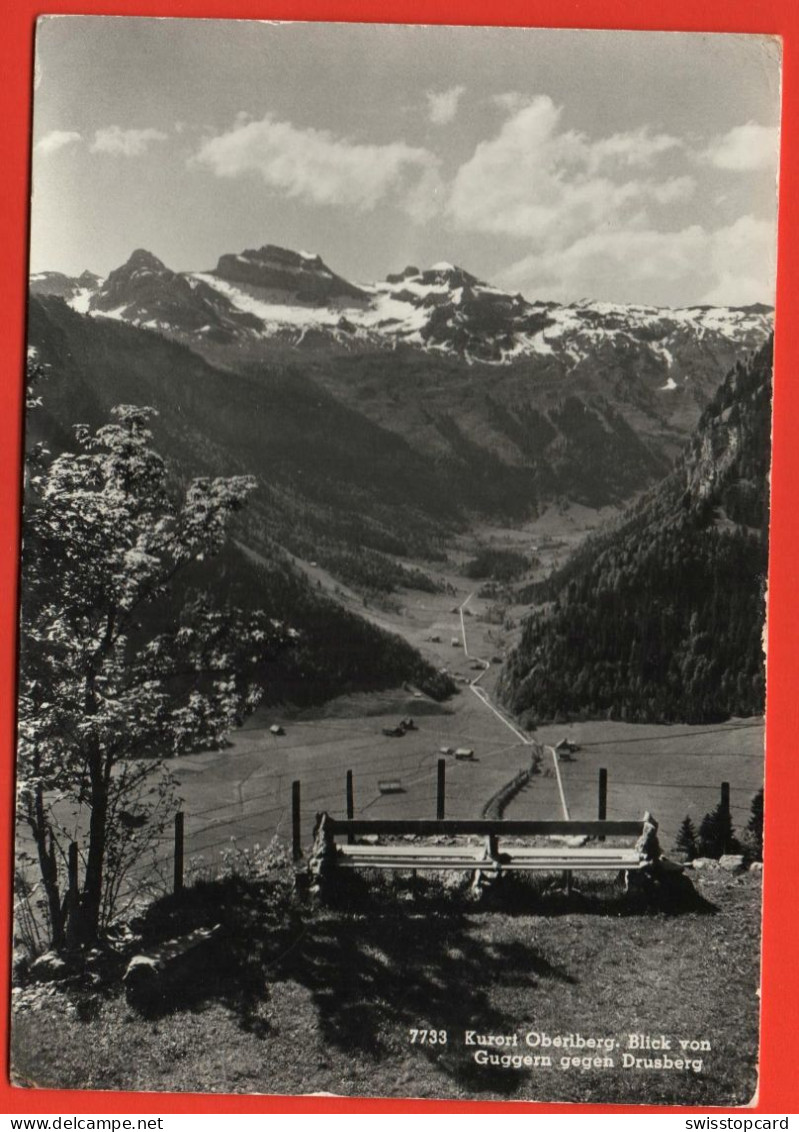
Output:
27 242 773 719
499 338 772 724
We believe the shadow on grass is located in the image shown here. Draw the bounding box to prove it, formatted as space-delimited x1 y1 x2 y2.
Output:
124 864 715 1095
130 872 301 1037
276 881 576 1094
129 870 579 1095
475 868 718 918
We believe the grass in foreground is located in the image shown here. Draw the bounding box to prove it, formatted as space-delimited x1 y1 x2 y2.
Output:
11 866 760 1106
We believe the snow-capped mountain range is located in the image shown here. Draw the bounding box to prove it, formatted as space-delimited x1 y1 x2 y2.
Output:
30 243 772 373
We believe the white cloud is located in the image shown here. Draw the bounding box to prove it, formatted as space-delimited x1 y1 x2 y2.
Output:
703 122 780 171
650 175 696 204
586 127 683 173
426 85 466 126
451 98 774 306
447 96 690 247
36 130 82 155
493 92 528 114
495 215 776 307
90 126 169 157
498 226 704 299
404 164 447 223
192 113 441 216
701 215 777 304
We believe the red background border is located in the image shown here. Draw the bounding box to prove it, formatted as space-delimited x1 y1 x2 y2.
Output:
2 0 797 1116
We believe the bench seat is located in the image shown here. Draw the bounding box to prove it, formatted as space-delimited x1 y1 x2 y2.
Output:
338 844 488 870
495 847 642 871
307 812 660 894
335 843 644 872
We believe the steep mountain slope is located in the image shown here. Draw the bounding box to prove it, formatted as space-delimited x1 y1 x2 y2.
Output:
30 270 101 305
35 244 771 379
26 295 461 564
25 298 455 705
212 243 368 303
26 293 674 543
144 539 455 706
30 245 771 517
498 339 772 725
89 249 262 339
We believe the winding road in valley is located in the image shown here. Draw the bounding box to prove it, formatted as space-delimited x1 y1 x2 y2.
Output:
457 593 571 821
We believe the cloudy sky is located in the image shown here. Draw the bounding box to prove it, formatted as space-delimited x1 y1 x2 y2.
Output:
31 18 781 307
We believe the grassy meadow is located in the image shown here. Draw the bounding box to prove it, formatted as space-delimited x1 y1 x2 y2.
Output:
12 865 761 1106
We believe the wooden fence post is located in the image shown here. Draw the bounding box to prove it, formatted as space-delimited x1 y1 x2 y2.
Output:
721 781 731 854
437 758 446 820
598 768 608 841
346 769 354 845
173 811 184 894
292 780 302 861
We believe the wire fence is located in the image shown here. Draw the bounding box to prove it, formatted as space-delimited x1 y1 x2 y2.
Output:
116 752 760 907
17 713 763 941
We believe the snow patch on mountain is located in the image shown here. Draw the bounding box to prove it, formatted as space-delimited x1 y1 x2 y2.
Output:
93 305 128 322
194 273 340 329
33 244 772 371
70 288 96 315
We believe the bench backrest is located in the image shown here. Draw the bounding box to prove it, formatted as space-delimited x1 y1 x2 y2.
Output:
319 816 644 839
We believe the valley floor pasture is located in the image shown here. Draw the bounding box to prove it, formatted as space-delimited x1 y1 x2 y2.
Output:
15 515 766 899
165 688 549 877
12 515 766 1106
163 543 765 876
168 702 763 879
508 718 765 845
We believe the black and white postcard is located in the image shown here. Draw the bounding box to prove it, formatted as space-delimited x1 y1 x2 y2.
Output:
13 18 779 1106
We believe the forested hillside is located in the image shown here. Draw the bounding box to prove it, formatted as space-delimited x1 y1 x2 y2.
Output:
499 341 772 725
26 294 460 584
26 301 456 707
140 540 456 707
29 272 773 533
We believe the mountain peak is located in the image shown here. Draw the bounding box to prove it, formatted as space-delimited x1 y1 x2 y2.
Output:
418 263 480 289
212 242 367 304
30 241 774 375
384 262 482 291
123 249 168 274
386 265 420 284
235 244 323 269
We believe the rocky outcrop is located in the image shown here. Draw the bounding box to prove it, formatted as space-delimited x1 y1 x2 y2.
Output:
88 249 262 336
213 244 367 304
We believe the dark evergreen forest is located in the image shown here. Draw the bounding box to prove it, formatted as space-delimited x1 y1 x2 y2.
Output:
499 341 772 725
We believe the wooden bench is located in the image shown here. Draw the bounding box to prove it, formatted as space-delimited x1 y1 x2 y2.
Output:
307 814 661 897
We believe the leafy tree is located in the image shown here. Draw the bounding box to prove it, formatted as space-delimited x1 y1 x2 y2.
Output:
674 814 699 860
17 403 290 949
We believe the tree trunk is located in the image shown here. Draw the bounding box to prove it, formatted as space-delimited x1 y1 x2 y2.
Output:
30 786 66 950
67 673 108 947
68 749 107 947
